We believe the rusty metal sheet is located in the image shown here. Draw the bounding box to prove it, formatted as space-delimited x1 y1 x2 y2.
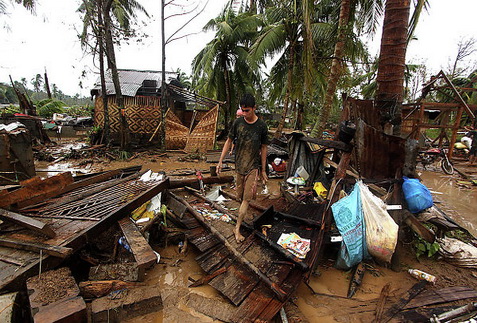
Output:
355 119 406 180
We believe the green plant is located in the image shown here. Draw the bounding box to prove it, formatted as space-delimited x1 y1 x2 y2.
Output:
116 150 131 160
413 237 440 259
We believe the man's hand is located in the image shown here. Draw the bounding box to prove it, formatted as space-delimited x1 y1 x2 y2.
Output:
261 169 268 183
217 162 223 175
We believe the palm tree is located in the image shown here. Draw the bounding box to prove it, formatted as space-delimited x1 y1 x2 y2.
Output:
78 0 148 145
0 0 35 14
249 2 305 138
310 0 385 138
31 74 43 92
375 0 427 134
192 7 262 133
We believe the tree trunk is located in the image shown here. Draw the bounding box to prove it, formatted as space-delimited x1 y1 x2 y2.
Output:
159 0 166 150
223 60 232 135
103 0 129 149
44 69 52 99
310 0 350 138
97 0 109 144
375 0 411 135
274 42 295 139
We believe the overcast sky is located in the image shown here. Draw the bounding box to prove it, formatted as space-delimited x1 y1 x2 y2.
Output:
0 0 476 97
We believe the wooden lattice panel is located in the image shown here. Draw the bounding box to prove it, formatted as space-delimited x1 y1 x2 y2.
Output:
165 109 188 150
94 96 161 134
185 105 218 153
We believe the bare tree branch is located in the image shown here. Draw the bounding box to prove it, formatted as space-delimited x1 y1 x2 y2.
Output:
166 0 209 44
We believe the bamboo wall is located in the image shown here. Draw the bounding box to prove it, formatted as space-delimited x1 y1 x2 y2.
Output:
94 96 162 142
94 96 161 134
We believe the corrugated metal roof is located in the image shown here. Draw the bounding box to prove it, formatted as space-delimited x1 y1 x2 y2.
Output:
91 69 178 97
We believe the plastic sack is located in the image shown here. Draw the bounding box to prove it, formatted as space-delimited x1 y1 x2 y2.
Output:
402 177 433 213
331 183 368 269
358 181 398 263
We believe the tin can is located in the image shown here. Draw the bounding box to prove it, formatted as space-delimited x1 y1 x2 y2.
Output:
408 269 437 284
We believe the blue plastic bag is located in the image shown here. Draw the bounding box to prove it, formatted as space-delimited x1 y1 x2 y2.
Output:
331 183 369 269
402 176 433 213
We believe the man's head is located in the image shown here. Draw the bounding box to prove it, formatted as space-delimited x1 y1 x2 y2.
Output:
240 93 256 121
240 93 255 109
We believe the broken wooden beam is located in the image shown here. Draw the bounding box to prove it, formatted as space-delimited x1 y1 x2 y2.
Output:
299 136 353 152
79 280 142 298
0 172 74 209
382 281 427 323
169 175 234 189
169 192 288 301
91 285 162 322
27 267 86 323
373 283 391 323
189 267 227 287
118 217 157 281
403 210 435 243
0 208 56 238
0 237 72 258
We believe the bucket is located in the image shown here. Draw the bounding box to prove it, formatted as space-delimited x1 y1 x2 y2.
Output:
295 166 309 180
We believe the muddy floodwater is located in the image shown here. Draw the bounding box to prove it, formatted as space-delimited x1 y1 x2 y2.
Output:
420 171 477 237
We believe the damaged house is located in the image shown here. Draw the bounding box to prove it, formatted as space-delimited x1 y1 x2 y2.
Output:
91 69 223 151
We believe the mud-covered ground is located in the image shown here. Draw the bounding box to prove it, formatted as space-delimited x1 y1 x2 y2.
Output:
35 138 477 322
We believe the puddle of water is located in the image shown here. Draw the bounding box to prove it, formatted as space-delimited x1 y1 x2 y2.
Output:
126 245 220 322
420 171 477 237
35 161 91 177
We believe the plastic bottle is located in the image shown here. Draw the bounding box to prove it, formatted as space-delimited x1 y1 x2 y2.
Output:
408 269 437 284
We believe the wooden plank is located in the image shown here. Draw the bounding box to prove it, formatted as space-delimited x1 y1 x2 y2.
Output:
171 192 288 301
209 261 258 306
405 286 477 309
0 237 72 258
373 283 391 323
189 267 227 287
0 208 56 238
0 172 74 208
382 281 427 323
118 217 157 280
299 136 353 151
230 282 274 323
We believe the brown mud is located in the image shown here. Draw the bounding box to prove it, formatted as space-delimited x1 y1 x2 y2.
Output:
34 138 477 322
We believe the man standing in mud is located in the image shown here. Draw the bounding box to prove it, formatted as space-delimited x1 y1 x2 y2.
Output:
217 94 268 242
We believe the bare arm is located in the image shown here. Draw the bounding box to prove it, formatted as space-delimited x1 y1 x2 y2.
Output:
217 137 233 175
260 144 268 182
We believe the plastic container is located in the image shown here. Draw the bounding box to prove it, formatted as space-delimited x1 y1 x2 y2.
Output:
295 166 309 180
408 269 436 284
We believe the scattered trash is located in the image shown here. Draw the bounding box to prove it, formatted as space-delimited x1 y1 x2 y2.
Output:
261 224 272 236
277 232 311 259
195 206 233 223
408 269 437 284
313 182 328 199
430 302 477 323
139 170 164 182
438 237 477 268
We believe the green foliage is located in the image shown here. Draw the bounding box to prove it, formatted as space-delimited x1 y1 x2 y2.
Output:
115 150 131 160
413 237 440 259
65 105 94 117
36 98 66 118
